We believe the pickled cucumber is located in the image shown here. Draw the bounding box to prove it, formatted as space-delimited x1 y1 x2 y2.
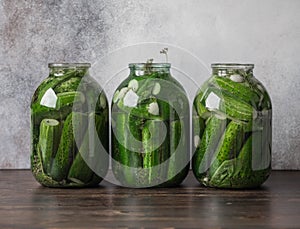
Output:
208 135 252 188
208 135 270 188
220 94 255 122
142 120 163 185
31 148 62 187
56 91 85 110
50 113 76 181
54 76 82 93
213 76 260 105
209 121 246 176
166 119 189 183
38 119 61 174
192 116 226 178
194 91 210 119
67 115 96 184
112 113 142 185
67 152 94 184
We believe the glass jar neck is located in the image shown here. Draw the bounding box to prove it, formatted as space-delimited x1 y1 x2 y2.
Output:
212 63 254 78
48 63 90 77
129 63 171 76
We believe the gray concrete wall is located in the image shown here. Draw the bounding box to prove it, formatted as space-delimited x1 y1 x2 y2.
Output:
0 0 299 169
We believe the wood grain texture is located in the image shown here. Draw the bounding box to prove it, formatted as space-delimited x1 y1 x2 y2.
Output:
0 170 299 228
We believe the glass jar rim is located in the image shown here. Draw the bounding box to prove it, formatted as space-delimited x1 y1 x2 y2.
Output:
129 63 171 68
48 63 91 68
211 63 254 69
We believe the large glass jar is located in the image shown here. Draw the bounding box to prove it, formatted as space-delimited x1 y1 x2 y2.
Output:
111 63 190 188
31 63 109 187
192 63 272 188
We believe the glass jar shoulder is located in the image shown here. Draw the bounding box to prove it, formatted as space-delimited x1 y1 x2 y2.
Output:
112 72 189 120
194 74 271 111
114 71 187 100
31 73 105 111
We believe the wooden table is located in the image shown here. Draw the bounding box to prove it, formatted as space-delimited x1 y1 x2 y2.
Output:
0 170 299 228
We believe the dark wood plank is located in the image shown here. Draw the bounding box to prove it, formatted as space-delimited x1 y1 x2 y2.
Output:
0 170 299 228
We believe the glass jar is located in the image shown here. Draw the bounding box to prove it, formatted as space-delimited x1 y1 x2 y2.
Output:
192 63 272 188
111 63 190 188
31 63 109 187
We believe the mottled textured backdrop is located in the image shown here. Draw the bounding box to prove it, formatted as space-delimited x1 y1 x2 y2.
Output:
0 0 299 169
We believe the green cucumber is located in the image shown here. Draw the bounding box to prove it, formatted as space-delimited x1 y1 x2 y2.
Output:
209 121 246 177
86 173 103 187
112 134 126 184
89 112 109 167
67 114 95 184
112 113 142 185
207 159 235 187
192 101 206 149
38 119 61 174
54 76 82 93
208 135 267 188
250 78 272 110
136 78 156 101
251 122 271 171
158 78 189 119
142 119 167 185
157 99 170 121
194 91 210 119
219 94 255 122
72 112 89 149
208 136 252 188
192 116 226 178
31 147 61 187
67 151 94 184
213 76 260 105
51 113 76 181
161 119 189 187
206 129 270 188
192 105 206 140
167 120 187 180
125 128 142 169
67 135 95 184
68 112 109 184
32 105 72 126
96 112 109 153
56 91 85 109
112 113 137 163
31 72 75 105
128 114 144 142
233 135 252 177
